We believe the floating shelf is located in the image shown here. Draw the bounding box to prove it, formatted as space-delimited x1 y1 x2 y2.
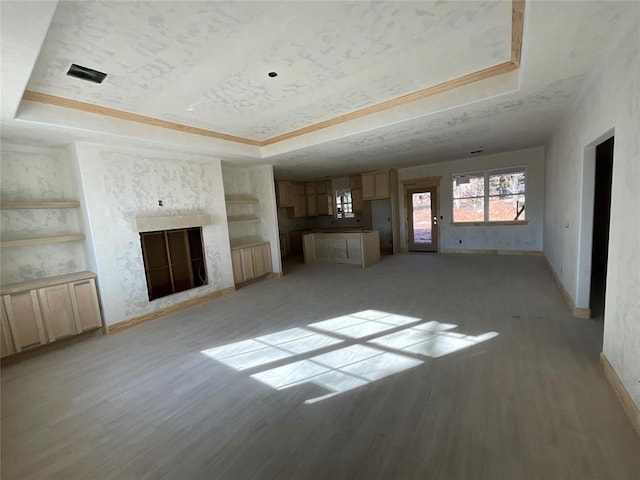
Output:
227 215 260 224
0 234 86 248
225 196 259 205
0 201 81 210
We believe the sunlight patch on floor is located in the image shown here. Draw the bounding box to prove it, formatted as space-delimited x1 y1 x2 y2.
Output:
201 311 498 403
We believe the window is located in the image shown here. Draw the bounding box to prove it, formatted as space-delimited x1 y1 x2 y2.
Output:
335 189 355 218
140 227 208 300
453 167 525 223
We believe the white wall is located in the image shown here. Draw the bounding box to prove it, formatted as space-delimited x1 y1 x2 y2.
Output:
0 143 87 284
544 16 639 408
74 142 233 326
398 147 545 252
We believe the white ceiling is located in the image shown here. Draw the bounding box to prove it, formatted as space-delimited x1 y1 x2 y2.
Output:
1 1 637 180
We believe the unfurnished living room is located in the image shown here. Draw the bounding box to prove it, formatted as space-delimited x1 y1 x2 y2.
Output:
1 1 639 479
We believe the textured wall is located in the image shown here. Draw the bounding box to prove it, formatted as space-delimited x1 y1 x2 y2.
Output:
544 17 639 408
74 143 232 326
398 147 545 252
0 144 87 284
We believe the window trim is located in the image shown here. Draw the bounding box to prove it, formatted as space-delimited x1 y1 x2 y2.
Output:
451 166 527 225
335 188 355 219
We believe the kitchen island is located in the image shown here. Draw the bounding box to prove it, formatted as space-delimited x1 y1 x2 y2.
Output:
302 230 380 268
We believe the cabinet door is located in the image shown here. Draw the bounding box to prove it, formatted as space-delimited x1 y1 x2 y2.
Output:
231 249 245 284
69 278 103 332
276 181 293 208
38 284 80 342
292 193 308 218
3 291 47 351
252 244 272 278
362 173 376 200
352 188 363 212
1 304 15 357
374 172 390 198
306 194 317 216
241 247 255 280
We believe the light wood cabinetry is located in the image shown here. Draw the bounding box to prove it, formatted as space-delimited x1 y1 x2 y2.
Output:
291 183 308 218
350 175 364 212
316 180 333 216
362 170 391 200
38 283 80 341
275 181 294 208
0 272 102 356
69 278 103 331
2 290 47 351
230 242 272 284
305 183 317 216
0 307 15 357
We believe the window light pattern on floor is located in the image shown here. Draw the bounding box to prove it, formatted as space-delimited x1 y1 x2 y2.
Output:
201 310 498 404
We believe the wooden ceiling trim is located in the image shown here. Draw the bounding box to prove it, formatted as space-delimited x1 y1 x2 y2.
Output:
21 90 262 146
21 1 525 148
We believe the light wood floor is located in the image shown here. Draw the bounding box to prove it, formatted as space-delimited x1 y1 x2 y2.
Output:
2 254 639 480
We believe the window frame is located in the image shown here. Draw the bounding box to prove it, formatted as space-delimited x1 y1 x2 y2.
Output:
451 166 527 225
335 188 355 219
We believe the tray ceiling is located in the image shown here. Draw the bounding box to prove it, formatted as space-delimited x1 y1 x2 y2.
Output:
26 1 513 143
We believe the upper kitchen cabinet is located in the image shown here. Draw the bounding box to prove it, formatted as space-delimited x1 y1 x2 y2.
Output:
362 170 392 200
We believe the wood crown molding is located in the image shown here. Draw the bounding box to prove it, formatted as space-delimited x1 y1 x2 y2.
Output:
21 1 525 148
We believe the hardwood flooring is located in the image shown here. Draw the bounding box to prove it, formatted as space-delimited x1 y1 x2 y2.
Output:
2 253 639 479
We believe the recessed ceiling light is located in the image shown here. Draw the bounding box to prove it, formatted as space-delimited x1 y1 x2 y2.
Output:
268 71 278 78
66 64 107 84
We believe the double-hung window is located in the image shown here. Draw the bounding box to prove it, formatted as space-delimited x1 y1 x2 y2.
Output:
452 167 526 223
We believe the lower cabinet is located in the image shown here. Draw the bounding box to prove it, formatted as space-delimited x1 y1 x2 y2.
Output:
231 242 272 284
0 272 103 357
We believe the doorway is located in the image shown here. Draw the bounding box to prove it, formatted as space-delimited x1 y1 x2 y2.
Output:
407 187 438 252
589 136 614 319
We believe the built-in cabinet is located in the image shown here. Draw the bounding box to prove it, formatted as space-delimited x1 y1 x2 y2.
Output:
276 180 333 218
361 170 391 200
230 242 272 284
1 272 103 356
350 175 364 212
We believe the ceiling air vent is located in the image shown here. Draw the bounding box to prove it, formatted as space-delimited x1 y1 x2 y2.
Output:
66 64 107 84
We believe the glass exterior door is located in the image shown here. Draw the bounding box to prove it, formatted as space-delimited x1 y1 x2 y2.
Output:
408 188 438 252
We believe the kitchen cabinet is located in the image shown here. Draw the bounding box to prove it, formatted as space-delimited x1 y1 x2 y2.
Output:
350 175 363 212
305 183 317 216
316 181 333 216
362 170 391 200
230 242 272 284
276 181 294 208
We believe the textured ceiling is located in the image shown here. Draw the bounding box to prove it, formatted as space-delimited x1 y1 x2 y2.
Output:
27 1 511 141
2 1 637 180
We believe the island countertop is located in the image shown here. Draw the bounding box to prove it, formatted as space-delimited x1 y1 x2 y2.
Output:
302 230 380 268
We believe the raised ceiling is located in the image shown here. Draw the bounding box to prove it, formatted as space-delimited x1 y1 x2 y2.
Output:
26 1 514 143
2 1 637 179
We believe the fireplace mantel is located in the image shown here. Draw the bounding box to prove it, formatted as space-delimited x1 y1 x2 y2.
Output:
135 214 212 233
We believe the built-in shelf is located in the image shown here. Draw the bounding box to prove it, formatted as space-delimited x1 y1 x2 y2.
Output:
225 196 259 205
0 234 86 248
227 215 260 224
0 201 81 210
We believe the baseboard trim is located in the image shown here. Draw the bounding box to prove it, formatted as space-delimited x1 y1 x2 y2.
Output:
107 286 236 334
270 272 283 279
440 248 543 256
600 353 640 437
543 256 591 319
